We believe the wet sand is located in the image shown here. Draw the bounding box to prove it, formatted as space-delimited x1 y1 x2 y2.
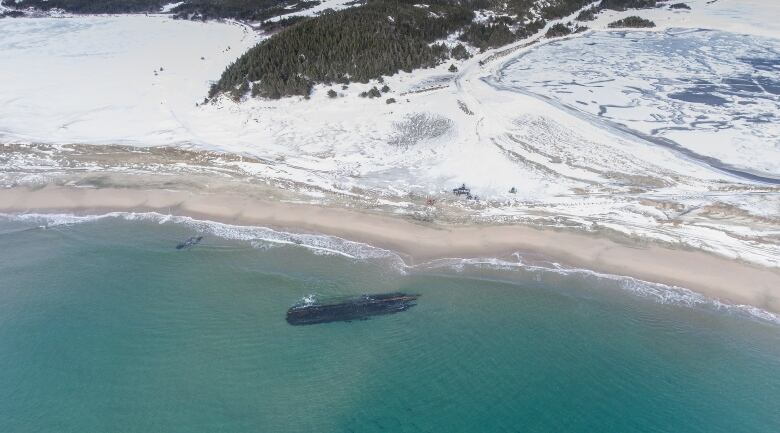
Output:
2 184 779 313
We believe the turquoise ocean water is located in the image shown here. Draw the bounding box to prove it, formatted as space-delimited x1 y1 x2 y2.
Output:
1 214 779 433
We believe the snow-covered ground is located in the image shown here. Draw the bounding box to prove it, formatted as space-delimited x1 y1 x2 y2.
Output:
0 0 778 268
590 0 780 40
264 0 361 22
497 29 780 179
0 15 261 145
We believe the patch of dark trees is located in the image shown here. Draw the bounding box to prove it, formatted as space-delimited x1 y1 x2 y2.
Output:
539 0 595 20
459 22 516 51
209 0 666 100
515 18 546 38
456 17 545 50
544 21 586 37
575 5 598 21
599 0 658 11
607 15 655 28
669 2 691 10
545 23 572 37
574 0 660 23
450 43 471 60
436 0 623 53
494 0 601 22
210 1 473 100
0 10 27 18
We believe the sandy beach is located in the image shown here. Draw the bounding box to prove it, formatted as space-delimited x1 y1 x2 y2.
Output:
2 184 779 313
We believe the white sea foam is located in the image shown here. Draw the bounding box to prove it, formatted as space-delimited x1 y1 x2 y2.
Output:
299 294 318 306
2 211 778 325
417 254 780 326
0 211 406 268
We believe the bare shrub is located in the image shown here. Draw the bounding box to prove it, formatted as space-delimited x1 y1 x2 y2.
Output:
389 113 453 148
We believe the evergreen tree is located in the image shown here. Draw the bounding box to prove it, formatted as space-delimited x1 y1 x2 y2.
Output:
607 16 655 28
459 23 516 51
545 23 572 38
450 44 471 60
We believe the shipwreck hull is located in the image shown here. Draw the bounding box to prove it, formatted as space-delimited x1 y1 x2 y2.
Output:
176 236 203 250
286 293 419 325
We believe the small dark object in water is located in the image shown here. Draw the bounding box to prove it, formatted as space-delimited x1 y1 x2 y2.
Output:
286 293 419 325
176 236 203 250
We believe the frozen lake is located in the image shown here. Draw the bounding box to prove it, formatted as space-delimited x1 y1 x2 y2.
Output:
495 29 780 180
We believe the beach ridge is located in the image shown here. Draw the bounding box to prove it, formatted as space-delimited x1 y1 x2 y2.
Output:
2 184 779 313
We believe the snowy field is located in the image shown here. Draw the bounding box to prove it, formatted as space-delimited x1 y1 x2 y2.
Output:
0 0 779 268
497 29 780 179
264 0 360 22
0 15 261 145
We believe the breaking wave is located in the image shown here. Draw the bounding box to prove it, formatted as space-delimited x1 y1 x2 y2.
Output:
2 211 778 325
416 254 780 326
0 211 406 268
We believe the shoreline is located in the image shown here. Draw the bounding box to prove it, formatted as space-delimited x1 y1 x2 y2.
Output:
2 185 780 314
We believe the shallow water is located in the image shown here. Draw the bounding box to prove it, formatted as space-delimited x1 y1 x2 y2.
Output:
1 215 779 432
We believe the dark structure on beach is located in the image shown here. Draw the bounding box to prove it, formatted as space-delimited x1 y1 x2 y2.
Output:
453 183 479 201
453 183 471 196
286 293 419 325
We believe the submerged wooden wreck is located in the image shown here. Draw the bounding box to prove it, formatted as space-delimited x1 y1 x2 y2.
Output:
176 236 203 250
286 293 419 325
